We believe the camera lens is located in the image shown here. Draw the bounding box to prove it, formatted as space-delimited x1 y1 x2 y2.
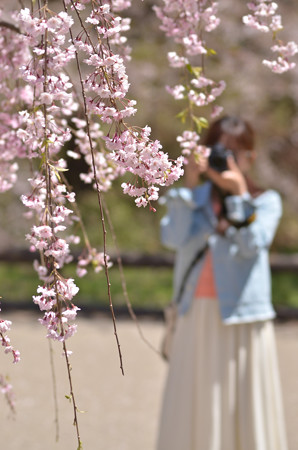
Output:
208 143 233 172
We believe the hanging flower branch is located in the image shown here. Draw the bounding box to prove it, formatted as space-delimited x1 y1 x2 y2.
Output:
0 0 184 443
65 0 183 210
17 5 80 340
0 312 20 365
154 0 224 161
155 0 297 163
0 303 20 412
0 374 16 414
0 0 296 446
15 6 83 445
0 13 31 192
243 1 298 73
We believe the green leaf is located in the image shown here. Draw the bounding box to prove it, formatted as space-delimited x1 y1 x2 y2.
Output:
41 138 47 149
48 163 69 182
198 117 209 128
186 64 202 78
191 66 203 77
206 48 217 56
175 109 188 124
186 63 193 74
192 116 209 133
51 165 69 172
76 407 87 414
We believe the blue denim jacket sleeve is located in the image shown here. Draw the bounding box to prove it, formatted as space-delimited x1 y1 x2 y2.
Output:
160 185 281 323
225 190 282 258
224 192 255 224
159 187 199 250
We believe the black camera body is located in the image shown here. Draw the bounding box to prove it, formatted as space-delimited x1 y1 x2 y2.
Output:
208 143 234 172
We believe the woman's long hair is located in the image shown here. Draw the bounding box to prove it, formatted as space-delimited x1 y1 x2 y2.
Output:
203 116 255 151
204 116 263 196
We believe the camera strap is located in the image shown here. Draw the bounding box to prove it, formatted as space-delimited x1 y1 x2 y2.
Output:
176 243 209 304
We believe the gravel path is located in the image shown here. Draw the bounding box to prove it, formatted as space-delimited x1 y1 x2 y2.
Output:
0 312 297 450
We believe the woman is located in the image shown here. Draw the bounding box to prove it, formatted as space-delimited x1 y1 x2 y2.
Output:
157 116 287 450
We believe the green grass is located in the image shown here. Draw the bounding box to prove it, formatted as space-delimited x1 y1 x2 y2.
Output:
1 262 298 311
65 264 173 309
0 262 173 310
272 272 298 309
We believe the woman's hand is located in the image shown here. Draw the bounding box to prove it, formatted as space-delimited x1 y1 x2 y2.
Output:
184 154 209 189
206 155 248 196
216 216 231 235
184 152 248 196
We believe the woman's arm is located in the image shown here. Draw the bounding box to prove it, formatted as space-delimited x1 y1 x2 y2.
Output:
160 154 210 250
225 190 282 258
206 155 248 195
184 154 208 189
160 188 197 250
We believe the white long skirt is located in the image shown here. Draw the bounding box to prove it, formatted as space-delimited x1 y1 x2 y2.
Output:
157 299 288 450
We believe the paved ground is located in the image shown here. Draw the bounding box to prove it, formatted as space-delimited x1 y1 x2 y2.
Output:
0 312 297 450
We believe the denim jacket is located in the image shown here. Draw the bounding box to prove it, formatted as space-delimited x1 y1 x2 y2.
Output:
160 182 282 324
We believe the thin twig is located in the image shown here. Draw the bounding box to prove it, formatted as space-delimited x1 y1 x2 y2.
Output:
54 270 82 446
62 341 83 449
65 0 124 375
48 340 60 442
0 21 21 34
103 198 161 357
61 173 92 252
41 6 82 445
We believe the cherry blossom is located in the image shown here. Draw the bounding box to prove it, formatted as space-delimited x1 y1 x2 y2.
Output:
154 1 224 161
177 130 211 160
0 309 20 364
0 1 295 445
14 6 83 351
0 10 32 192
243 1 297 73
0 374 16 413
77 248 113 277
69 0 184 205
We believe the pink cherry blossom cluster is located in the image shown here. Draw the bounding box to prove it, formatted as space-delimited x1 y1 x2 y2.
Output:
154 0 225 107
0 304 19 412
154 0 225 159
0 313 20 364
69 0 183 207
23 180 77 265
20 160 87 338
70 117 124 192
22 171 81 340
15 7 83 341
37 288 80 342
77 249 113 278
105 127 184 209
154 0 220 48
177 130 211 160
0 374 16 413
0 11 32 192
17 8 78 158
65 0 132 13
243 1 298 73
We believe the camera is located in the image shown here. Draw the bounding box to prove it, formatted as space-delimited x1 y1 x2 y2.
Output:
208 143 234 172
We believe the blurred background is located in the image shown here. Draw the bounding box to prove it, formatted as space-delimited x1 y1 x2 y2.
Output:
1 2 298 449
0 0 298 313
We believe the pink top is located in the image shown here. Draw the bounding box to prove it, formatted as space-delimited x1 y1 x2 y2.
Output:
195 188 221 299
194 251 217 299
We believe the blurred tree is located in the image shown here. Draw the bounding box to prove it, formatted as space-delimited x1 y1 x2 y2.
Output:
125 0 298 251
1 0 297 252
